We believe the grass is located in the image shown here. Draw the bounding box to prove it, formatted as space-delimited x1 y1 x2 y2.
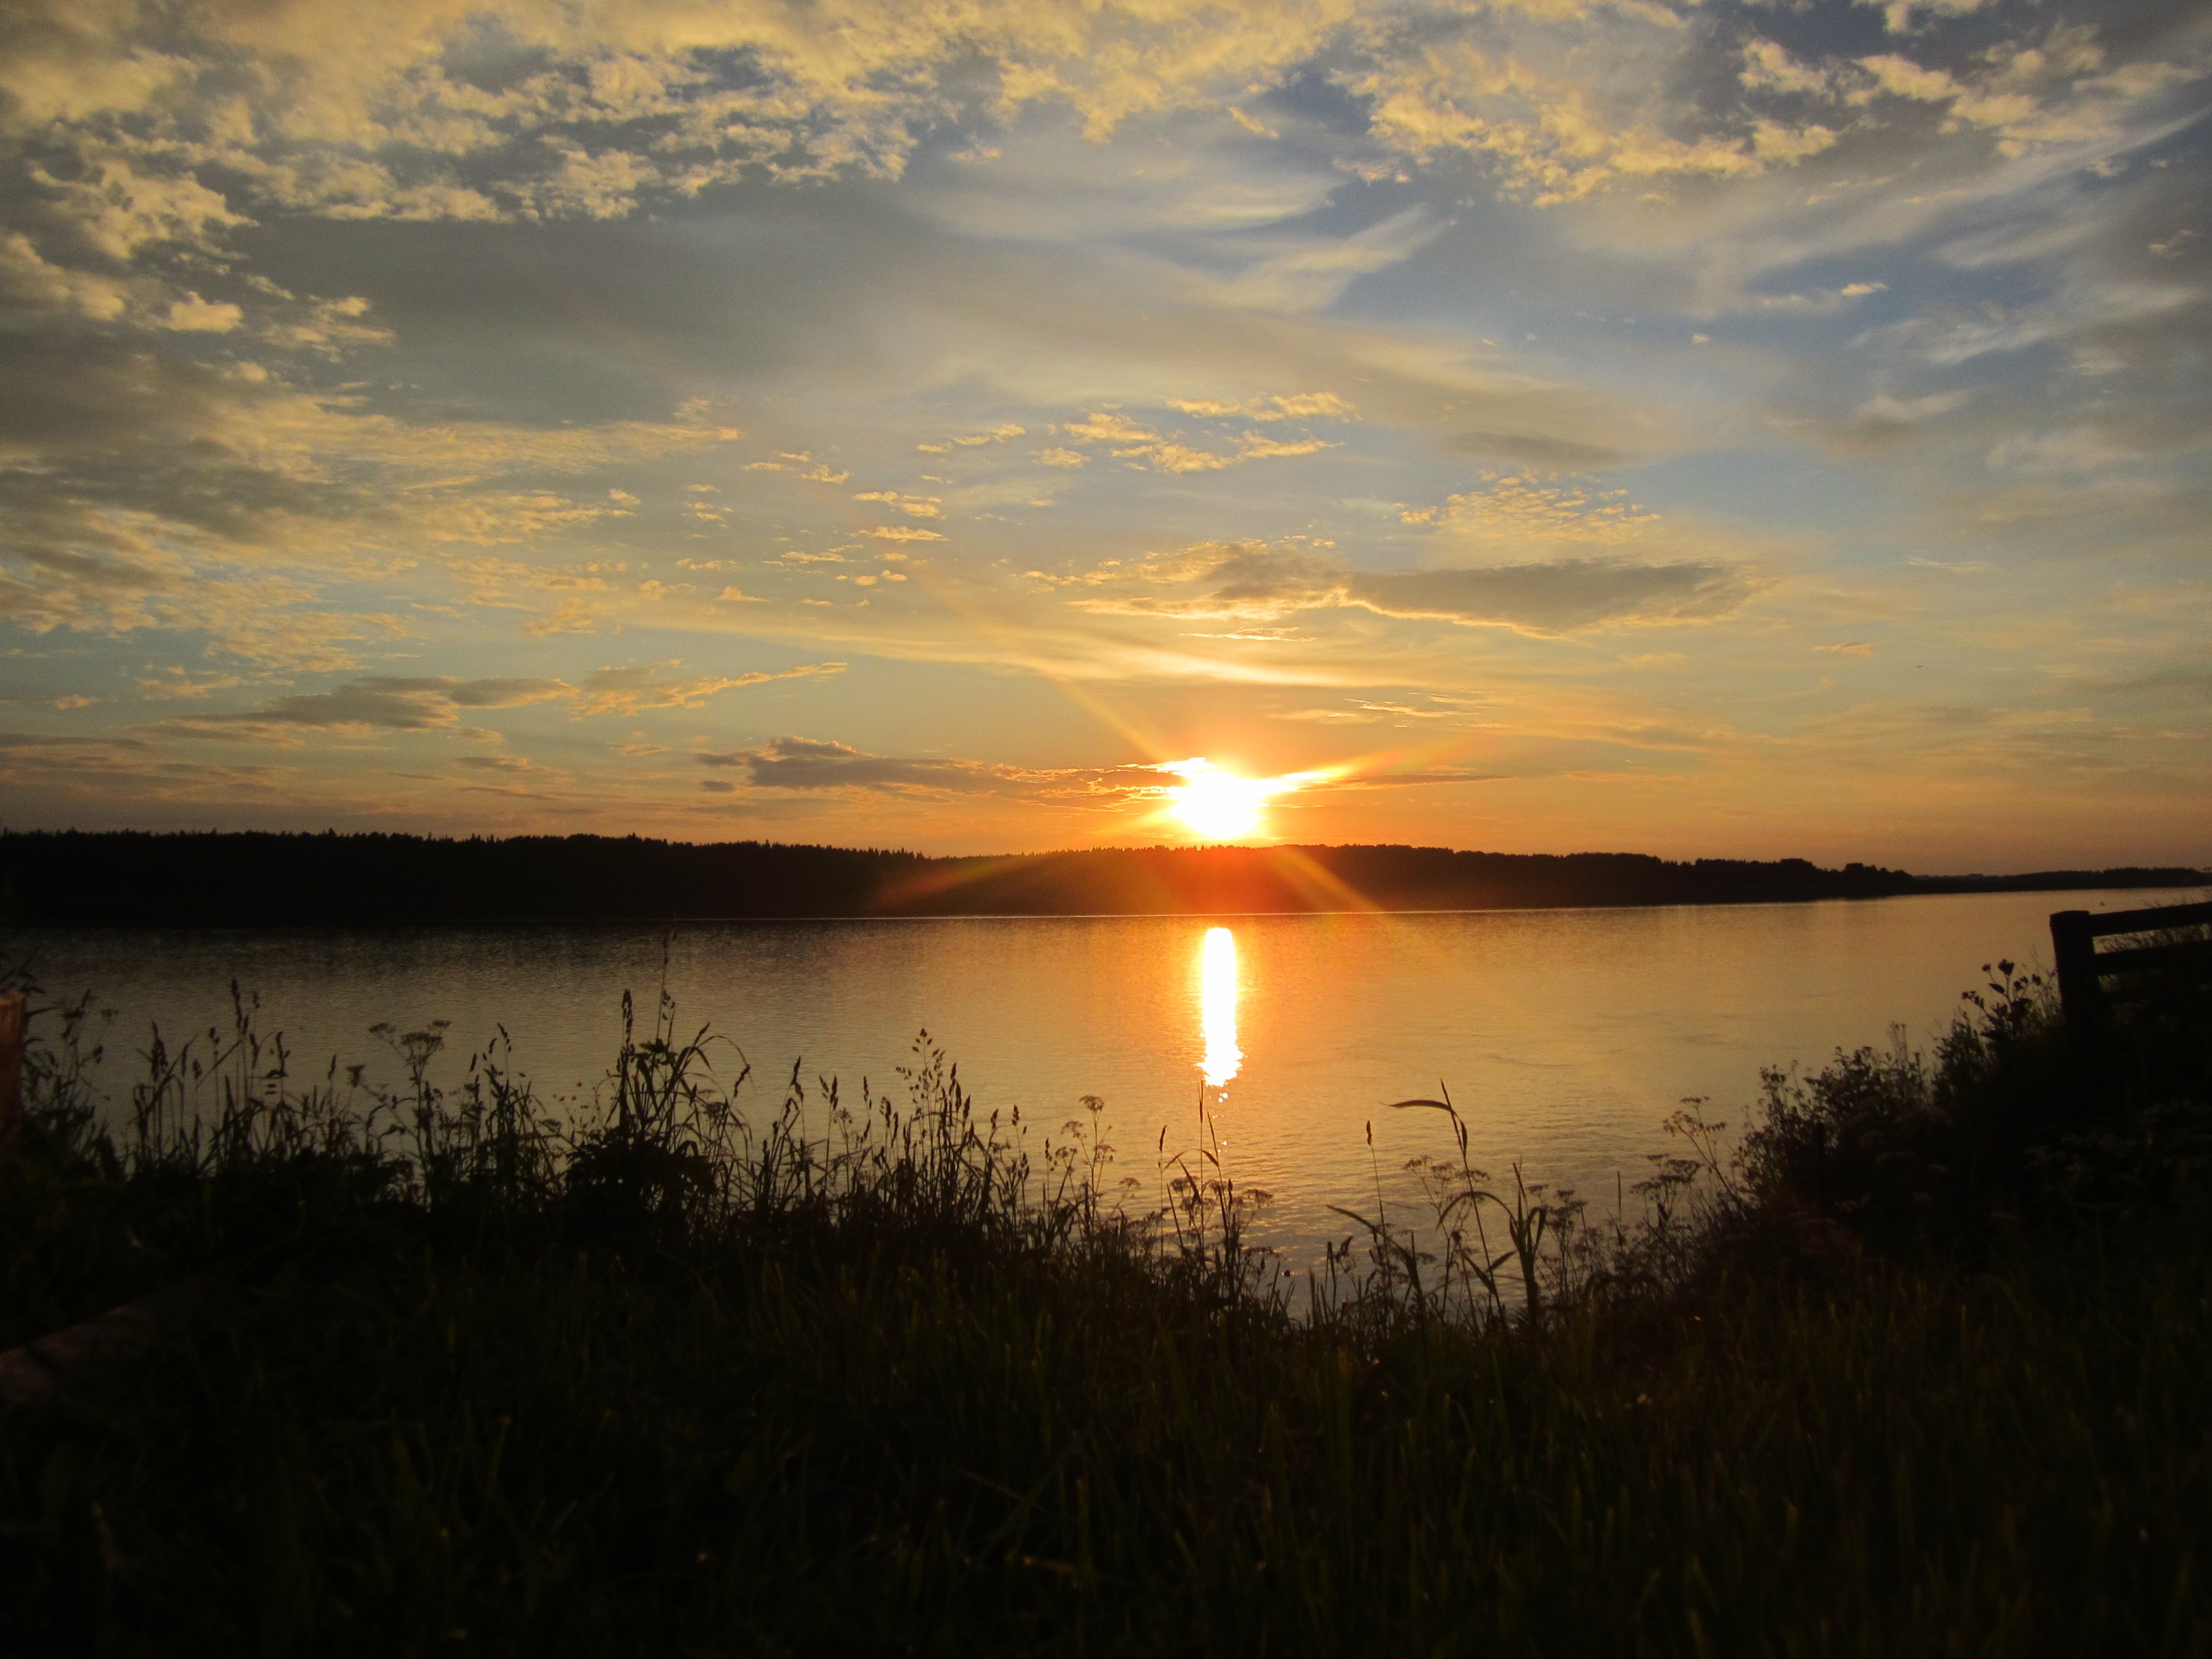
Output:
2 957 2209 1656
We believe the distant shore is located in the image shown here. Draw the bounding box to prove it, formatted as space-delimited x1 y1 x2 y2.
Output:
2 829 2201 928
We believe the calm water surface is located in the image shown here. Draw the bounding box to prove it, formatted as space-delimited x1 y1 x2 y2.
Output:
15 889 2197 1263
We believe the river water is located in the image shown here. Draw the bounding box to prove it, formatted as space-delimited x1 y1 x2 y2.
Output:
13 888 2195 1264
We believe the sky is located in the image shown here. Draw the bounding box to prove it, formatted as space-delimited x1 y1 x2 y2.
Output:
1 0 2207 869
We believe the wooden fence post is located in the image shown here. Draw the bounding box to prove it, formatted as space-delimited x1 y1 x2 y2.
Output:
2049 910 2101 1036
0 990 22 1165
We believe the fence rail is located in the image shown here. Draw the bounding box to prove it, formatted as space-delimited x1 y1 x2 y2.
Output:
2049 900 2212 1031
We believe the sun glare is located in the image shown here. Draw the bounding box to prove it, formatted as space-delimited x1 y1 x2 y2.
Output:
1161 758 1322 842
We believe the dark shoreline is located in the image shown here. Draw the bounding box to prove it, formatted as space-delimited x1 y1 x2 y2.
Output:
4 828 2202 927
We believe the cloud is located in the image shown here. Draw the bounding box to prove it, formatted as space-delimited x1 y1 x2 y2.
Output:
1845 36 2174 159
0 0 1373 257
1165 393 1357 422
1746 281 1888 316
852 491 943 518
1276 695 1481 724
147 661 842 735
1396 475 1783 580
0 455 421 669
1233 434 1333 461
0 731 294 801
691 735 1512 805
1062 411 1159 445
261 294 396 356
137 670 247 700
694 735 1154 801
1342 8 1833 206
0 298 751 666
1739 38 1838 101
1070 541 1758 635
0 733 150 754
0 229 129 320
1055 406 1344 473
890 228 1663 465
158 293 244 332
1212 208 1443 311
157 675 568 735
569 660 844 716
1353 561 1754 633
917 423 1029 452
1849 389 1975 438
521 597 609 637
745 452 851 482
414 491 637 547
698 736 1023 795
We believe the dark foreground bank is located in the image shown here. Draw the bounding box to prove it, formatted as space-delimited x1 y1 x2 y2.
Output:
4 828 2204 925
2 955 2209 1656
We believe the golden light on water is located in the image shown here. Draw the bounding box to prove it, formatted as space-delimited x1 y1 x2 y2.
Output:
1162 758 1329 842
1198 925 1242 1088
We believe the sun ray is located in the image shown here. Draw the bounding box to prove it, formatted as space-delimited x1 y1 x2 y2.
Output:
1258 844 1386 912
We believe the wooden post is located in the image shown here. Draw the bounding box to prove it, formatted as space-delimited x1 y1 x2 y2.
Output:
0 990 22 1164
2049 910 2101 1036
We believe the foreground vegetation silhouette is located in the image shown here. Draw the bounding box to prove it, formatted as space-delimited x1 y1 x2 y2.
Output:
1 953 2208 1655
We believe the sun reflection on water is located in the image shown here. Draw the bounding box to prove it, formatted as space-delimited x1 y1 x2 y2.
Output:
1198 925 1242 1088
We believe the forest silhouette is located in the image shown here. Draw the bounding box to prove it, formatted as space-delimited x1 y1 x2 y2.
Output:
3 831 2200 926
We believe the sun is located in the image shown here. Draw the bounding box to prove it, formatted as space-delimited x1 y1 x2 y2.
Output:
1171 766 1267 839
1161 758 1326 842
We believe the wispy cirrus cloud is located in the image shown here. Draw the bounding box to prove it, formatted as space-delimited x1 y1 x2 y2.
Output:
1062 542 1760 637
695 736 1159 801
150 661 844 739
570 661 846 715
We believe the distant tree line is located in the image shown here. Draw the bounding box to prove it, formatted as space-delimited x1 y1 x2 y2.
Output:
0 830 2201 927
